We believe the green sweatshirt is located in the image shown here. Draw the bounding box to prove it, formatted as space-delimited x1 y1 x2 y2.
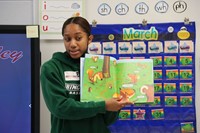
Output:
40 52 119 133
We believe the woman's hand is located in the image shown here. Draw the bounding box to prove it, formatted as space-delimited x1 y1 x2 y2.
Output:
105 97 133 111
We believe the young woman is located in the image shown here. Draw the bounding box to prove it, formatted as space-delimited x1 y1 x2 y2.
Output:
40 16 133 133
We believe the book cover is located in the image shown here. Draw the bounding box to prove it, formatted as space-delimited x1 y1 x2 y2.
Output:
80 54 154 103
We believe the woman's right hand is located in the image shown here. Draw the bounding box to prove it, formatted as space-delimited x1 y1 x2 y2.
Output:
105 98 133 111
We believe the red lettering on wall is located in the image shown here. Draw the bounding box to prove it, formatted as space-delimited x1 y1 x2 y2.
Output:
42 26 48 31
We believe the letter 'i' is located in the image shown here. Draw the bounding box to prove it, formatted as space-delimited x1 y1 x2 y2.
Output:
43 1 46 10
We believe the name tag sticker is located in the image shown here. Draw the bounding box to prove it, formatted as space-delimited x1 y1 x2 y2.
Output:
64 71 79 81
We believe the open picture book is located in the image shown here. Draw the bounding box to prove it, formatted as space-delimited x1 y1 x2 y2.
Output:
80 54 154 103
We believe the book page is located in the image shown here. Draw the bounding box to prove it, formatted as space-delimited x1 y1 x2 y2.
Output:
80 57 85 98
80 54 118 102
116 59 154 103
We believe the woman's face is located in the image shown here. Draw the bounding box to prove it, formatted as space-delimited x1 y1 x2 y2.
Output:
63 23 93 59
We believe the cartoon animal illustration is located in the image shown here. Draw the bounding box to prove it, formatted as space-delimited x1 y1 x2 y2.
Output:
112 88 135 101
108 84 112 89
140 85 154 102
87 69 103 84
91 56 99 62
113 60 117 66
137 63 147 69
120 88 135 99
128 73 139 84
88 87 92 92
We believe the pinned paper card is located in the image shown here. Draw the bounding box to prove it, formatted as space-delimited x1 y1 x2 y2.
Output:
26 26 39 38
148 41 163 53
119 110 131 120
154 70 162 80
149 96 161 107
132 41 146 54
180 56 193 66
154 83 162 93
180 83 193 93
118 42 132 54
133 109 146 120
166 69 179 80
180 69 193 80
150 56 162 67
181 122 195 132
165 96 177 107
88 42 102 54
151 109 164 120
180 96 193 107
164 41 178 53
164 83 176 93
164 56 177 66
179 40 194 53
102 42 116 54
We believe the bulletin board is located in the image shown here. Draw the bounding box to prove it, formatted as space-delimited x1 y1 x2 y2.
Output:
0 25 40 133
88 22 197 133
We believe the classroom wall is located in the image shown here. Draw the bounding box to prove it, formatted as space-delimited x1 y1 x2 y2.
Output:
0 0 199 133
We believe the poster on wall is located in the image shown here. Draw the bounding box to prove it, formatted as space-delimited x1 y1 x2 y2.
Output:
39 0 85 39
89 22 196 133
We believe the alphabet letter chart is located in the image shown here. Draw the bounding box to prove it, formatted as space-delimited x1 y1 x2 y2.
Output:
39 0 85 39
